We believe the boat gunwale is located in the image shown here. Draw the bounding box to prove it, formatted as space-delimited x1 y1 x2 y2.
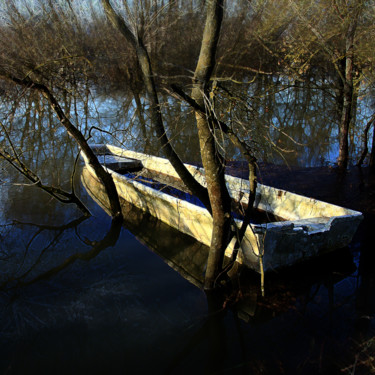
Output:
86 144 363 224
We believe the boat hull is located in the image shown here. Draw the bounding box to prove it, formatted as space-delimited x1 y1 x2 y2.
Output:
81 144 363 273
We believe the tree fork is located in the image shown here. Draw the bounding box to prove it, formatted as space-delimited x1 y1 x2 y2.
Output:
170 83 258 268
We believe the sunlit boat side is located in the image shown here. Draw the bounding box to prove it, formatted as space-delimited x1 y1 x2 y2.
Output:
81 144 363 273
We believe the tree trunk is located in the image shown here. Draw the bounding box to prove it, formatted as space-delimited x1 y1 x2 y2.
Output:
337 15 357 170
2 74 123 218
40 84 123 218
101 0 211 210
191 0 232 290
357 112 375 167
102 0 233 290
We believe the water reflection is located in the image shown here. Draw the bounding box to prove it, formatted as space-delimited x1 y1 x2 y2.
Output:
2 79 373 172
1 83 375 373
2 216 122 290
81 165 208 288
0 155 368 374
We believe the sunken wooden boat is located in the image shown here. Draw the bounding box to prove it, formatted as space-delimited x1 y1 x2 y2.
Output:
81 144 363 273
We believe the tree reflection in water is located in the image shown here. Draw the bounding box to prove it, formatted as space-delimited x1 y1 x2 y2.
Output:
0 85 374 373
1 216 122 290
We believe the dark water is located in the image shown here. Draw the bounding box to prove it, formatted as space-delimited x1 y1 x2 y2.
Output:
1 90 375 374
1 161 375 375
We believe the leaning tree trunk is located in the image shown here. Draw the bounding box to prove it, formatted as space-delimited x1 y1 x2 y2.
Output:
191 0 232 290
2 75 123 218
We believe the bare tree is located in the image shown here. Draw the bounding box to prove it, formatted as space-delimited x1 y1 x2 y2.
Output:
101 0 262 289
101 0 231 290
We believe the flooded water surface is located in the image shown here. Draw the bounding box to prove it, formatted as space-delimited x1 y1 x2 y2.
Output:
1 89 375 375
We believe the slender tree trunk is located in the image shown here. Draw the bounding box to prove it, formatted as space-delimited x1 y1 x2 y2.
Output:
337 16 357 170
132 88 152 150
191 0 232 290
288 0 360 171
41 85 123 218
